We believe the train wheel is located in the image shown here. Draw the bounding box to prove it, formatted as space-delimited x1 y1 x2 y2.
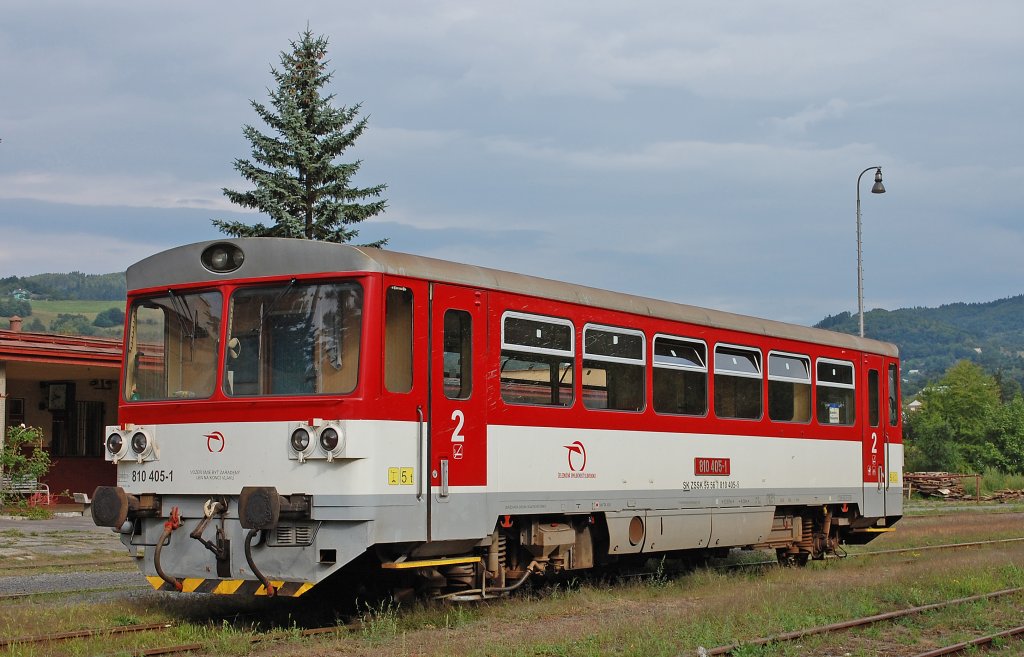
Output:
776 548 809 567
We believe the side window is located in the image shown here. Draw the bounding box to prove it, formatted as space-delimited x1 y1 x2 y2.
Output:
888 363 900 427
443 310 472 400
714 345 763 420
768 352 811 423
817 359 855 425
500 312 574 407
653 335 707 416
868 369 880 427
384 286 413 393
582 325 646 412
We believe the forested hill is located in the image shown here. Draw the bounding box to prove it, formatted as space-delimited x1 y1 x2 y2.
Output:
815 295 1024 395
0 272 125 300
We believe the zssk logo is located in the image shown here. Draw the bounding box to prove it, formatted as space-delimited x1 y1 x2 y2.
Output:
564 440 587 472
205 431 225 453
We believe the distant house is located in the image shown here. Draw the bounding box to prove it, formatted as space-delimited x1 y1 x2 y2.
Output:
1 316 120 501
11 289 31 301
907 399 923 412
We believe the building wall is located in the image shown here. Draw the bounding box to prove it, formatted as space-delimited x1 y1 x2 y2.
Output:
2 365 120 502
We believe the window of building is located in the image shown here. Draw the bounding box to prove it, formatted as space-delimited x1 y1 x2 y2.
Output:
443 309 472 400
653 335 707 416
768 352 811 423
500 312 574 407
52 400 105 457
714 344 762 420
384 286 414 393
582 325 645 412
817 359 855 425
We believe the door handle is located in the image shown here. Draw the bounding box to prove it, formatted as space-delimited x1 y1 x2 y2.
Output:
440 458 449 498
878 466 884 491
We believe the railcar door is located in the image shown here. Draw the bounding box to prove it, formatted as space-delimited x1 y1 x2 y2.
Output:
862 354 887 517
428 284 488 540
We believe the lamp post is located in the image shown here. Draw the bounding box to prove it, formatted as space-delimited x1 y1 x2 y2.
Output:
856 166 885 337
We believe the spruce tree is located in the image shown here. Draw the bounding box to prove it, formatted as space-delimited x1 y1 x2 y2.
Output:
213 29 387 246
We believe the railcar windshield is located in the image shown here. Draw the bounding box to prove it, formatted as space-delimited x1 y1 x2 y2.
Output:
223 280 363 396
124 291 223 401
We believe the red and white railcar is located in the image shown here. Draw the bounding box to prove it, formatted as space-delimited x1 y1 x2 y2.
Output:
92 238 902 597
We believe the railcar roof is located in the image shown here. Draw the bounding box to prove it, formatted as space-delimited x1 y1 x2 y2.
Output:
128 238 898 357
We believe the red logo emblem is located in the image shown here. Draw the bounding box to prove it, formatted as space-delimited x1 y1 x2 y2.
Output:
564 441 587 472
205 431 225 453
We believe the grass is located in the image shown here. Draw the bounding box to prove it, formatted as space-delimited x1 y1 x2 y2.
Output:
4 506 1024 656
21 299 123 337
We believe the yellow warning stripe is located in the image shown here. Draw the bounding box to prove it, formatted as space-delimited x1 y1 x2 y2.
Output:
381 555 482 570
213 580 244 595
145 575 313 596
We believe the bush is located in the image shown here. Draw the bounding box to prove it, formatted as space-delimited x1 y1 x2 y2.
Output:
93 306 126 328
50 313 96 336
0 297 31 317
1 424 52 507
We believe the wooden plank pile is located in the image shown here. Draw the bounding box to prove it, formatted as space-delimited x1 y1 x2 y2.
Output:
904 472 1024 502
904 472 968 499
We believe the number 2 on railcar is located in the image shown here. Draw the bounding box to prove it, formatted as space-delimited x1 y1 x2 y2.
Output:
91 238 903 598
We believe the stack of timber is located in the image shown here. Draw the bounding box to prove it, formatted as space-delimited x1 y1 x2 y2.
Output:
904 472 967 499
904 472 1024 502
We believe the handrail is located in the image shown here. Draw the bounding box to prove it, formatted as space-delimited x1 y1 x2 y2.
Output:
416 405 424 501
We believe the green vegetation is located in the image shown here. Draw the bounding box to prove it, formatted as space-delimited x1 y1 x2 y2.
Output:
905 361 1024 474
213 28 388 246
0 424 52 512
2 299 125 337
816 295 1024 397
0 272 125 301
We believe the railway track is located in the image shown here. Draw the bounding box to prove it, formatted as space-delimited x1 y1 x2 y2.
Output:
0 617 356 657
698 587 1024 656
4 533 1023 656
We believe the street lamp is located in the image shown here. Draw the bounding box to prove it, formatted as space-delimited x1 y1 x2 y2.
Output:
856 166 885 337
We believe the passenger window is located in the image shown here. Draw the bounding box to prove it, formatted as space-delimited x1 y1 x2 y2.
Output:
500 312 574 407
816 359 855 425
714 345 762 420
768 352 811 423
653 335 707 416
888 363 900 427
384 287 413 393
582 325 646 412
443 310 472 399
868 369 880 427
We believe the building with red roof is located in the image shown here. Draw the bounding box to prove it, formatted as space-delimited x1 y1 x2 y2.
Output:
1 316 120 502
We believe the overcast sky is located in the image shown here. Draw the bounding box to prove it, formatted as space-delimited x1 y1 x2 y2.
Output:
1 1 1022 325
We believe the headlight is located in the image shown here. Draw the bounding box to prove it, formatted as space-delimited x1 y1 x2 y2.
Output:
130 431 155 461
106 432 129 461
290 426 316 461
130 432 149 454
319 427 339 451
200 242 245 273
319 426 345 461
290 427 311 452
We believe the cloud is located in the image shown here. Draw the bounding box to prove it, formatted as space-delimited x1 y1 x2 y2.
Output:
766 99 850 135
0 172 238 210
